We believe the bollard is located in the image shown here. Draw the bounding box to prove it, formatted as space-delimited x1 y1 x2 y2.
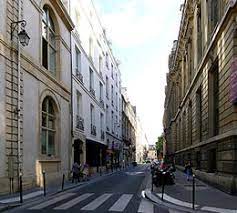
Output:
61 174 65 191
19 173 23 203
192 174 195 210
43 171 46 196
161 172 166 201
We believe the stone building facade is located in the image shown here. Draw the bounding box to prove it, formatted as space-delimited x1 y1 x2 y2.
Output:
122 88 137 165
163 0 237 194
67 0 122 171
0 0 74 194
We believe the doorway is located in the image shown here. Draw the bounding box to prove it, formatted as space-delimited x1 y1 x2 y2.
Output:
74 139 83 164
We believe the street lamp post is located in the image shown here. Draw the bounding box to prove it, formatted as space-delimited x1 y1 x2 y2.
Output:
10 19 30 190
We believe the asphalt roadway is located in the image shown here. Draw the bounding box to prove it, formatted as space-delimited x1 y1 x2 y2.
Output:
8 164 175 213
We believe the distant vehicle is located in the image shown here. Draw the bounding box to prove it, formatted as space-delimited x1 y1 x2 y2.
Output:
146 160 151 164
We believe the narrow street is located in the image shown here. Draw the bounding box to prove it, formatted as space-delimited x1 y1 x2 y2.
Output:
8 165 172 213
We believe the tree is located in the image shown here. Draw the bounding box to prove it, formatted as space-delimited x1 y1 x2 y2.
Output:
156 134 164 155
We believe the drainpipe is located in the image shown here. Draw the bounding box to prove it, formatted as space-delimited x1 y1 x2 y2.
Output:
17 0 22 181
69 11 74 173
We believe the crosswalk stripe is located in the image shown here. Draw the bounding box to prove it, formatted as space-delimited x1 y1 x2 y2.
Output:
53 193 94 210
81 193 112 211
28 193 75 210
109 194 133 212
137 199 154 213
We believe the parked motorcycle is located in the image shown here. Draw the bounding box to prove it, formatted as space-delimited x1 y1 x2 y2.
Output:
151 164 175 187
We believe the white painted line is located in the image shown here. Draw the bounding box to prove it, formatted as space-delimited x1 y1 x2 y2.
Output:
54 193 94 210
0 191 44 204
201 206 237 213
157 193 198 208
109 194 133 212
137 199 154 213
81 193 112 211
29 193 75 210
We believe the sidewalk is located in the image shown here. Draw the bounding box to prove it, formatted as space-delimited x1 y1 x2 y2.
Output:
145 169 237 213
0 165 131 212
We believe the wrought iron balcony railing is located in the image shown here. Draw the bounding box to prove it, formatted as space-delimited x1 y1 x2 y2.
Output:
76 115 84 131
90 87 95 97
76 69 83 84
101 130 105 140
91 124 96 136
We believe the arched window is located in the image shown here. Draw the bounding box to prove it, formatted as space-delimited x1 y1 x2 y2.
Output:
41 97 56 156
42 6 56 75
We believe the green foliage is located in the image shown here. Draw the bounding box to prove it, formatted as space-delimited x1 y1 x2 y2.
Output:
156 135 164 154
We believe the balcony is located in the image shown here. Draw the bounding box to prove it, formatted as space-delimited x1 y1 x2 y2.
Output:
100 99 104 108
91 124 96 136
101 130 105 140
90 87 95 97
76 115 84 131
76 70 83 84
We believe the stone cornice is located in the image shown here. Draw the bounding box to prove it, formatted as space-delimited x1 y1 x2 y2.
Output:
175 129 237 154
49 0 74 31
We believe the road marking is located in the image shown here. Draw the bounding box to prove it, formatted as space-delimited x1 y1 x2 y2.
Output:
54 193 94 210
137 199 154 213
157 193 198 208
201 206 237 213
81 193 112 211
28 193 75 210
109 194 133 212
0 191 44 203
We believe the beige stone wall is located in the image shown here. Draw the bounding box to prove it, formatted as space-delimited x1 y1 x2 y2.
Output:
163 0 237 194
0 0 73 194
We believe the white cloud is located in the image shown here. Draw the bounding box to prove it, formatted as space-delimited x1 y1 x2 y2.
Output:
94 0 183 143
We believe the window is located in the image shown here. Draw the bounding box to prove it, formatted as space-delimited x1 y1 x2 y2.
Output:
111 64 114 78
89 37 93 60
106 76 109 98
188 101 193 145
100 113 104 130
41 97 56 156
210 0 219 30
106 53 109 68
106 105 109 130
111 85 114 105
111 111 114 133
75 47 81 74
208 61 219 137
197 4 202 63
196 87 202 141
89 68 94 90
99 82 103 101
116 92 118 110
99 56 103 73
42 7 56 74
76 91 81 116
90 104 95 125
116 73 118 86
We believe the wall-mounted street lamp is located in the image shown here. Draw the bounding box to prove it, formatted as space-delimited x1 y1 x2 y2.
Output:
11 20 30 46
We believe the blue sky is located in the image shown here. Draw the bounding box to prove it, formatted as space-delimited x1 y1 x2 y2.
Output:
93 0 183 144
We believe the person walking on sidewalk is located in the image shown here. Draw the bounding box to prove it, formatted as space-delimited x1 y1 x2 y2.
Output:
72 162 80 183
184 161 192 181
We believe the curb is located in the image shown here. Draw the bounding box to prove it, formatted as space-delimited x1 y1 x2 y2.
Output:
144 189 206 213
144 189 237 213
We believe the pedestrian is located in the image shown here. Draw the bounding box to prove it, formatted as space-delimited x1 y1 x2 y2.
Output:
184 161 192 181
72 162 80 183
